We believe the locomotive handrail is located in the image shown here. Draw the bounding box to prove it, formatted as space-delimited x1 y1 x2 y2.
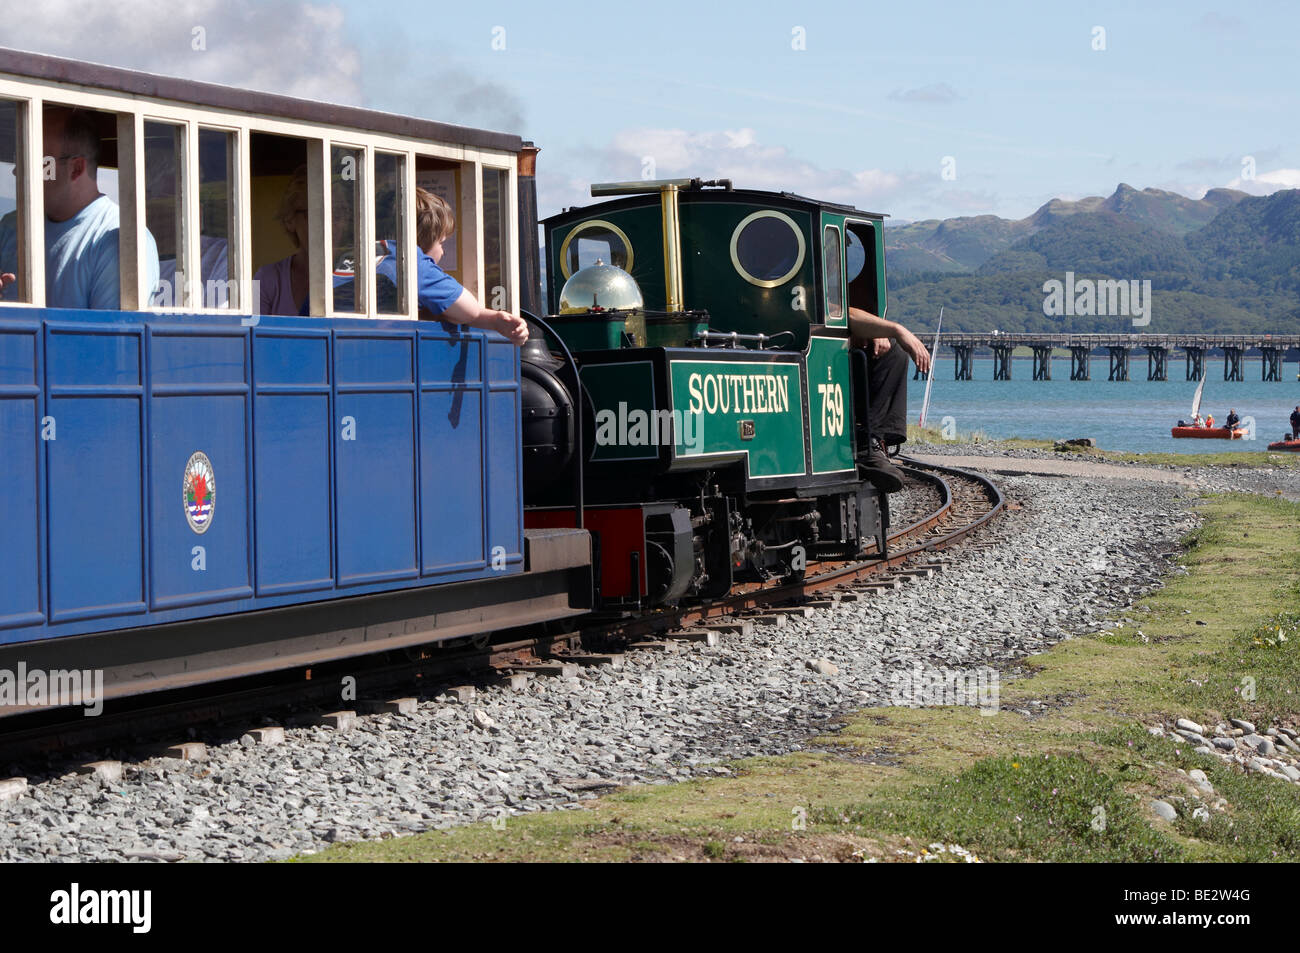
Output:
522 309 584 530
696 329 796 350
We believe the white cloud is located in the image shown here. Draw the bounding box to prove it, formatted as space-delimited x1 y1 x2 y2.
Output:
0 0 524 130
590 126 914 209
534 126 999 223
1226 168 1300 195
3 0 364 104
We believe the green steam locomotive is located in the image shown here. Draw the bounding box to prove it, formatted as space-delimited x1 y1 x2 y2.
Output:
521 178 894 610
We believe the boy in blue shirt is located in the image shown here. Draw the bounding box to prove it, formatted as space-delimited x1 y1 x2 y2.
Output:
369 188 527 344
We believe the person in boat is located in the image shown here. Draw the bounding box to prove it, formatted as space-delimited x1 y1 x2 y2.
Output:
847 307 932 493
1192 413 1205 428
1225 409 1240 433
1290 407 1300 440
1205 414 1215 429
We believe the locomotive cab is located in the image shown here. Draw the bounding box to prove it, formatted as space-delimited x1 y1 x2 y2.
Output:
544 179 888 347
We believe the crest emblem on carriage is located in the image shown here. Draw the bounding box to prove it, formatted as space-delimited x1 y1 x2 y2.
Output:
183 451 215 534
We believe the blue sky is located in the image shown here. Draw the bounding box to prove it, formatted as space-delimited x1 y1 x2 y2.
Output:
4 0 1297 223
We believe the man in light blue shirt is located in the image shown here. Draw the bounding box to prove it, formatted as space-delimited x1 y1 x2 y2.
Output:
0 107 158 308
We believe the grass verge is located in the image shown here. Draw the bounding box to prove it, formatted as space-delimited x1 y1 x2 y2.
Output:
908 427 1300 469
298 494 1300 862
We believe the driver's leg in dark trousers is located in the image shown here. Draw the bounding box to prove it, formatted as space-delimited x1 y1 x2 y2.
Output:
858 343 909 493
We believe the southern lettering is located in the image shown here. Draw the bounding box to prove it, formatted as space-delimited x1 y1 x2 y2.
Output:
687 371 790 415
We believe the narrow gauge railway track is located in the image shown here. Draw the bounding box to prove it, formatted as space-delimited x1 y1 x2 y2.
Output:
565 457 1003 646
0 460 1002 768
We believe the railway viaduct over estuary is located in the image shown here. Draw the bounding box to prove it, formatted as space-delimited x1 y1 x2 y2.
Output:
920 334 1300 383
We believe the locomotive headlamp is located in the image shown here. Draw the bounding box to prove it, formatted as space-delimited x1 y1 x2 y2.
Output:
558 260 644 315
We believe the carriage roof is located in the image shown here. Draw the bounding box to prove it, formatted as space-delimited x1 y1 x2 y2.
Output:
0 46 522 152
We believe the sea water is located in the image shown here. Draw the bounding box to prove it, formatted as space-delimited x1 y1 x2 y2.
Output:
906 357 1300 453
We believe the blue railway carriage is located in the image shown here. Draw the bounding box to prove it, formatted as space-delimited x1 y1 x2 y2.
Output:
0 49 590 713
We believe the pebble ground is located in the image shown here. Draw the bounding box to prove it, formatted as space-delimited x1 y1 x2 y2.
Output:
0 466 1208 861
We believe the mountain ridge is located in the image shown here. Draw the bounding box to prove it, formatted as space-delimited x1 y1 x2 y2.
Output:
886 186 1300 335
886 183 1250 275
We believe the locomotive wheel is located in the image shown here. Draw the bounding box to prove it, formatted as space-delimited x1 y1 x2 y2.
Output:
646 539 675 603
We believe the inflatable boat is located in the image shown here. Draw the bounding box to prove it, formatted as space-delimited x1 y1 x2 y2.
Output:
1171 425 1249 439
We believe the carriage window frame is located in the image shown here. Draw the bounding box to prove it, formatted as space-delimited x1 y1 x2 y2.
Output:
324 140 369 318
558 218 634 281
730 209 806 288
481 163 512 313
193 124 241 311
0 71 517 321
137 115 245 316
142 117 190 310
372 148 409 317
0 94 38 307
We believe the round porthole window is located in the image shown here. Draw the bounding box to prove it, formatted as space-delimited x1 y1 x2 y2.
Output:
558 220 634 280
730 210 806 288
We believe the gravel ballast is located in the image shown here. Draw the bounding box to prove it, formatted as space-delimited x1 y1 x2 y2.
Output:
0 471 1201 862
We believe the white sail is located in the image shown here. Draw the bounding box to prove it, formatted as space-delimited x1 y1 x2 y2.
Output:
918 307 942 429
1191 371 1206 419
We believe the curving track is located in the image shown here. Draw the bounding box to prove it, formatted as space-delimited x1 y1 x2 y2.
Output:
0 460 1003 763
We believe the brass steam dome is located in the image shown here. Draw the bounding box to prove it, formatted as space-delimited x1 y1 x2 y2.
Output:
558 260 644 314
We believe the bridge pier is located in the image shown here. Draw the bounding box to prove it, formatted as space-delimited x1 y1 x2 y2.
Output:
1261 347 1283 382
992 345 1013 381
1223 346 1243 382
1032 346 1052 381
1146 346 1167 381
1107 347 1130 382
1070 346 1090 381
914 365 929 381
1185 347 1204 381
953 345 972 380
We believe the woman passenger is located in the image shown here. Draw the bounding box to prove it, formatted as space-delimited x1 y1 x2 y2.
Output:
255 165 311 316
